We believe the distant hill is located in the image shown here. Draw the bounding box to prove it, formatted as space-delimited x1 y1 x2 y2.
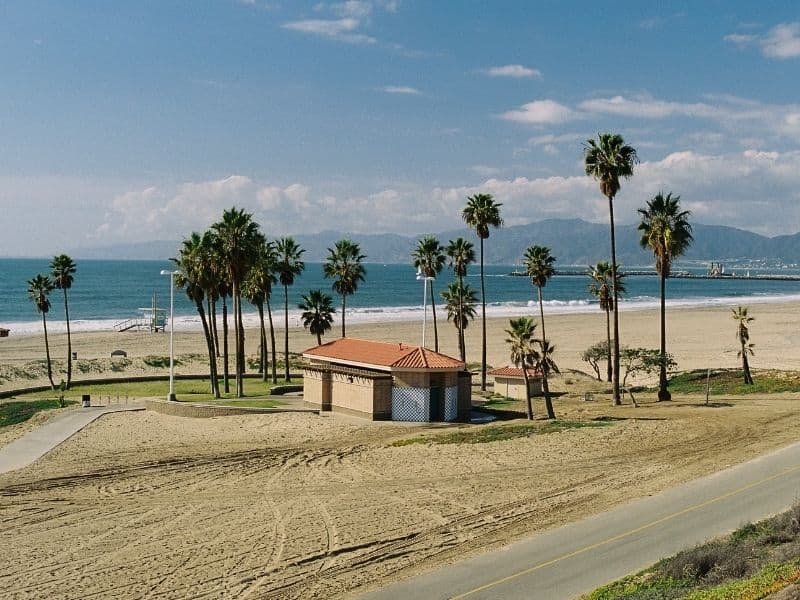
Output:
66 219 800 266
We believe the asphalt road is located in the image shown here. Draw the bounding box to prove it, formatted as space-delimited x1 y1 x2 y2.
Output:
362 440 800 599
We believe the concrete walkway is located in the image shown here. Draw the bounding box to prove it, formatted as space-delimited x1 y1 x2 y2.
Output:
0 405 144 474
362 440 800 600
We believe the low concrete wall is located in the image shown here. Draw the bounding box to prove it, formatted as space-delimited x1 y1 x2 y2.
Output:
145 398 318 418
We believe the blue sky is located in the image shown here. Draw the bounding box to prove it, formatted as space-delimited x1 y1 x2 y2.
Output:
2 1 800 256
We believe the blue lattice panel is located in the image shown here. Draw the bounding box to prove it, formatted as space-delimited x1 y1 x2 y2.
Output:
444 386 458 421
391 387 430 421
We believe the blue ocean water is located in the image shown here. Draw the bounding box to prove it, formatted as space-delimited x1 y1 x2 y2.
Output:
2 258 800 334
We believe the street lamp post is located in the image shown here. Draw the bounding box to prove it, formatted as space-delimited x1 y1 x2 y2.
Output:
160 269 179 401
416 268 435 348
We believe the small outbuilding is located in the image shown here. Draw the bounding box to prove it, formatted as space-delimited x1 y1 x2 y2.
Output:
0 328 9 338
488 366 543 400
302 338 472 422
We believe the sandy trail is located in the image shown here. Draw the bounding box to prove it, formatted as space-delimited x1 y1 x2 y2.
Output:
1 391 799 599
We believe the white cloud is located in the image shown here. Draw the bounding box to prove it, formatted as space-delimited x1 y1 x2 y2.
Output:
761 22 800 58
528 132 587 146
579 95 715 119
725 22 800 59
484 64 542 79
378 85 421 95
499 100 577 124
282 18 376 44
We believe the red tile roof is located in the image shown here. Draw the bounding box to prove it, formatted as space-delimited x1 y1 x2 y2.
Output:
489 366 542 379
303 338 464 371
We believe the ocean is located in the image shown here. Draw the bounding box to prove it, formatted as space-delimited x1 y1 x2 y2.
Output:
3 258 800 336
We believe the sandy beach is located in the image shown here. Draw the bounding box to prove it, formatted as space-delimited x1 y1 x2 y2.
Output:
1 300 799 390
1 302 799 598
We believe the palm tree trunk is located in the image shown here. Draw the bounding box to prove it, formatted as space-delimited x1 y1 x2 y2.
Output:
236 292 245 397
608 196 621 406
284 284 291 382
232 283 243 398
317 331 322 345
222 296 230 393
542 370 556 419
605 307 612 383
210 297 220 358
658 272 670 401
522 366 533 420
63 289 72 388
196 300 220 398
341 293 346 338
537 287 546 342
257 303 267 382
458 274 465 362
42 313 55 390
266 295 277 384
742 345 753 384
480 238 487 391
429 279 439 352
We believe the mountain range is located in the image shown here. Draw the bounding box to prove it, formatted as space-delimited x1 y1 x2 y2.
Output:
66 219 800 267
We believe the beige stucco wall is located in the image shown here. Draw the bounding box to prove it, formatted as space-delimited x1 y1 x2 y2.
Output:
393 371 430 388
493 375 542 399
303 368 325 408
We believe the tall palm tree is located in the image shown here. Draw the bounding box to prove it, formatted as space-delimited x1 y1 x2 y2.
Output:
212 208 262 397
275 237 305 382
50 255 76 389
208 230 231 392
441 280 478 359
27 274 56 389
588 261 626 383
445 238 475 362
323 239 366 338
173 232 220 398
732 306 755 385
299 290 336 345
504 316 537 420
245 238 279 383
523 245 556 341
412 236 446 351
462 193 503 390
584 133 638 405
638 192 693 401
533 339 559 420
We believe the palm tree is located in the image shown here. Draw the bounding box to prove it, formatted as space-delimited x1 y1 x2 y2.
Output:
445 238 475 362
588 262 626 383
299 290 336 345
412 236 446 352
323 239 366 338
50 255 76 389
275 237 305 382
212 208 262 397
504 316 537 420
462 193 503 390
732 306 755 384
441 281 478 359
245 238 279 383
173 232 220 398
638 192 693 401
533 339 559 420
523 245 556 341
27 274 56 389
584 133 638 405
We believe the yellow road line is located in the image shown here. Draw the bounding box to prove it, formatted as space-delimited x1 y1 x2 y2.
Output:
451 462 800 599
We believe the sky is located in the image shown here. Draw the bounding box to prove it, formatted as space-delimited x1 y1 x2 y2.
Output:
2 0 800 256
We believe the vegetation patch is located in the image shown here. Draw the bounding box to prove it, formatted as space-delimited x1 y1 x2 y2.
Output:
392 420 611 446
0 398 76 428
668 369 800 395
583 503 800 600
142 355 182 368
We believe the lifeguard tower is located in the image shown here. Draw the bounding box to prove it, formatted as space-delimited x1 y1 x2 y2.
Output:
114 292 167 332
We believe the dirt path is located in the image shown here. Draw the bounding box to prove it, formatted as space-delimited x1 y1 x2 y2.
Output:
0 394 798 599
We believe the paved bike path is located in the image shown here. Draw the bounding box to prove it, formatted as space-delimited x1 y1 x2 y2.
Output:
363 440 800 599
0 405 144 474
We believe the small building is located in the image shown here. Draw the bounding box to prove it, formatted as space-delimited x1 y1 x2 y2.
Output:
489 366 543 400
302 338 472 422
0 327 9 338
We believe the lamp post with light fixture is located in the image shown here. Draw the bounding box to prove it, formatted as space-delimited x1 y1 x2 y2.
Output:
416 267 435 348
160 269 179 401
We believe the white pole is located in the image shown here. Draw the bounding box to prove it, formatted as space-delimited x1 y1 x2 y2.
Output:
422 276 428 348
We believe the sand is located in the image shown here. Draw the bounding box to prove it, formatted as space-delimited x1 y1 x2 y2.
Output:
0 302 799 598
